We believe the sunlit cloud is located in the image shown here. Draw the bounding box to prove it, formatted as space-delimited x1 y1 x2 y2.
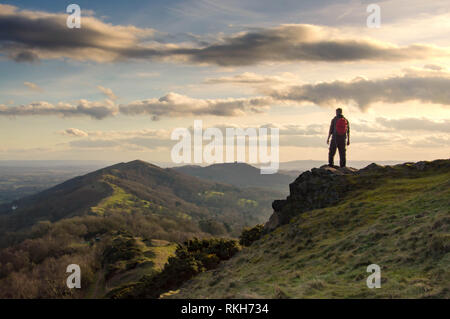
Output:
376 117 450 133
0 100 117 119
119 92 272 120
0 4 157 63
97 86 118 101
1 4 448 66
4 67 450 120
203 72 299 85
267 68 450 110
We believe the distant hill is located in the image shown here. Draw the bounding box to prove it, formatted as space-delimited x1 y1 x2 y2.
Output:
0 160 280 238
2 159 447 299
169 159 450 298
174 162 293 194
0 165 106 204
0 160 283 298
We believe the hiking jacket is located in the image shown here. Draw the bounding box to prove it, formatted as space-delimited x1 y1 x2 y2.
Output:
329 115 350 139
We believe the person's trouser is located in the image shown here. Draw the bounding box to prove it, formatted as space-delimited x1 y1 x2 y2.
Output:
328 135 346 167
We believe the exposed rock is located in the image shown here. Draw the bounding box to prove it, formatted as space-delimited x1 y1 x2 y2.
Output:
357 163 384 174
265 165 357 231
265 204 281 231
265 159 450 232
412 161 427 171
402 159 450 171
318 165 358 175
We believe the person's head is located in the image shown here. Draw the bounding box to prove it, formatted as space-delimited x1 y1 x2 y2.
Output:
336 108 343 116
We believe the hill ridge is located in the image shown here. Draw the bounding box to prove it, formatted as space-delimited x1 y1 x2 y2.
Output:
0 160 280 239
174 162 293 193
170 159 450 299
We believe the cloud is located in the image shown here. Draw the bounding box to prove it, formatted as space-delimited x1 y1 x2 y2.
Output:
67 137 172 151
350 120 390 133
376 117 450 133
69 139 119 149
122 137 173 149
13 51 39 63
59 119 448 154
0 4 157 63
268 71 450 110
1 5 448 65
408 135 450 148
64 128 172 150
401 65 449 78
24 81 43 92
60 128 89 137
261 123 326 135
97 86 117 100
262 122 398 148
172 24 448 66
279 134 395 148
0 92 271 120
423 64 444 71
119 92 272 120
86 128 168 138
60 128 169 139
203 72 298 85
5 68 450 122
0 100 117 119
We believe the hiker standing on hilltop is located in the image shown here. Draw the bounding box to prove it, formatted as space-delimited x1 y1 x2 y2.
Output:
327 108 350 167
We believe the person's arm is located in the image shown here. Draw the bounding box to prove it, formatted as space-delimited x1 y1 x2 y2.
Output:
327 118 334 144
347 119 350 145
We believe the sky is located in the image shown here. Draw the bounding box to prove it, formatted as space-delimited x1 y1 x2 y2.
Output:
0 0 449 165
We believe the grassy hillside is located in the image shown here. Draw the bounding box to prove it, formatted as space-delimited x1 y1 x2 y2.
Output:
0 160 280 242
86 233 178 298
0 160 281 298
169 160 450 298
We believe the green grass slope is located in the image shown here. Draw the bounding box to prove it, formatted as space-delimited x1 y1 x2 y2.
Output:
170 160 450 298
86 233 177 298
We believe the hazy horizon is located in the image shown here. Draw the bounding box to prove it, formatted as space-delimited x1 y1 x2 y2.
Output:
0 158 421 169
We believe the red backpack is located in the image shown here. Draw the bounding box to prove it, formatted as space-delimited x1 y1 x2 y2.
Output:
335 117 347 136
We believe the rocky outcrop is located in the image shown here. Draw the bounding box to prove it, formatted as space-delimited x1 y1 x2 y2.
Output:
264 159 450 231
265 165 358 231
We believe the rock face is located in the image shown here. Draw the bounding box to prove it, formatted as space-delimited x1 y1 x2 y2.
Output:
265 165 358 231
264 159 450 231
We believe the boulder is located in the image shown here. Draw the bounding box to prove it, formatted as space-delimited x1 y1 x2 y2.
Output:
265 165 357 231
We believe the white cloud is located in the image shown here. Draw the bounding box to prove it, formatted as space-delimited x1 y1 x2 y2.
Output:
2 4 448 65
119 92 272 120
0 100 117 119
97 86 118 101
203 72 299 85
24 81 43 92
268 68 450 110
60 128 89 137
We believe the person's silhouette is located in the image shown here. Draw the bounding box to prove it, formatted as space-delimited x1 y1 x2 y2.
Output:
326 108 350 167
